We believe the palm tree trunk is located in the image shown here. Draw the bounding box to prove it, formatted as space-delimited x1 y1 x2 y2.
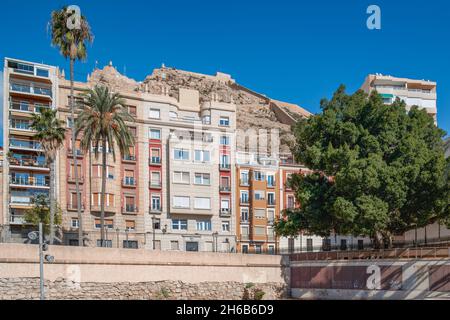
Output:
70 58 83 247
49 159 56 244
100 137 107 246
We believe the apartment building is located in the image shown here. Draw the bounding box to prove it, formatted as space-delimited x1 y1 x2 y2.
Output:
361 74 438 123
1 58 58 242
1 58 237 251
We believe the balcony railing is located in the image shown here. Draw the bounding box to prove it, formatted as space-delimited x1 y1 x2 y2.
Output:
123 205 138 214
123 155 136 162
150 206 162 214
220 208 232 216
149 181 162 189
67 148 84 157
240 199 250 205
10 120 33 131
9 158 47 169
149 157 161 165
240 180 250 187
10 101 50 113
10 176 50 187
10 215 26 225
123 177 137 186
267 200 276 206
9 139 42 150
67 203 86 211
67 175 85 184
219 164 231 171
10 196 33 205
10 83 52 97
219 185 231 192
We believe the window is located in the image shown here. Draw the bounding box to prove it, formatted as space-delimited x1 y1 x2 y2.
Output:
71 218 79 228
220 176 230 189
222 221 230 232
358 240 364 250
124 196 136 212
150 148 161 164
149 108 160 119
240 191 249 204
340 239 347 251
240 171 249 185
267 175 275 187
153 218 161 230
196 220 212 231
255 245 262 254
69 163 82 179
151 195 161 211
126 220 136 231
254 191 265 200
194 173 210 185
173 171 190 184
92 193 115 207
171 241 179 250
93 165 114 179
240 208 249 222
220 155 230 166
94 219 114 229
254 226 265 236
97 240 112 248
150 129 161 140
194 150 210 162
267 192 275 205
288 238 295 253
254 209 265 219
123 240 138 249
174 149 189 160
220 136 230 145
254 171 265 181
267 209 275 222
69 239 79 246
36 68 49 77
172 219 188 230
173 196 190 208
127 105 137 116
219 116 230 126
194 197 211 210
124 170 135 185
67 117 74 128
287 195 295 209
268 245 275 255
150 171 161 187
242 245 249 254
307 239 313 252
221 199 230 210
202 115 211 125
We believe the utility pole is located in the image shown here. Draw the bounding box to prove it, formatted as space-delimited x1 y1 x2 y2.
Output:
39 223 44 300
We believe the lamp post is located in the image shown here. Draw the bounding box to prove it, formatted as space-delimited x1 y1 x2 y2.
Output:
116 228 120 248
161 224 167 251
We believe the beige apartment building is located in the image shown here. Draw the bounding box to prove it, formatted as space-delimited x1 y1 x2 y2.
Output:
361 74 438 123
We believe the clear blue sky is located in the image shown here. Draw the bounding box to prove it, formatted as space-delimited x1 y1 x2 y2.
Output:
1 0 449 143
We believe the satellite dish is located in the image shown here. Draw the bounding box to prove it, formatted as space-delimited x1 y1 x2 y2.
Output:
28 231 38 241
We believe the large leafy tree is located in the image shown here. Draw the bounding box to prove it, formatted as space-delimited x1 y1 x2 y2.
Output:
25 194 63 237
275 86 449 248
75 85 135 246
49 6 93 246
30 109 65 244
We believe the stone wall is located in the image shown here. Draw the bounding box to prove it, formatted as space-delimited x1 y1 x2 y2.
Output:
0 244 289 300
0 278 287 300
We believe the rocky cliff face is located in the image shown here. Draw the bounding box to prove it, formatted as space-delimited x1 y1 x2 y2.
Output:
86 65 310 154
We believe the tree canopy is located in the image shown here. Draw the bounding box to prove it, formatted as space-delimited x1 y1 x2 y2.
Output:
275 86 449 246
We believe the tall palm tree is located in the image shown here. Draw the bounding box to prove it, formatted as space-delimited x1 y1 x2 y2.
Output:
75 85 135 246
49 6 93 246
30 109 66 244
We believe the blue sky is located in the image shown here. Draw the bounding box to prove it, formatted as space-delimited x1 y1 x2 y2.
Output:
1 0 449 143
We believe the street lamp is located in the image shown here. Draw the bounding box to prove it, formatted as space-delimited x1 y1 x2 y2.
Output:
28 222 54 300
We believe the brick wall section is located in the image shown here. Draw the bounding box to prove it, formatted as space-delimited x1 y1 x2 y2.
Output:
0 278 287 300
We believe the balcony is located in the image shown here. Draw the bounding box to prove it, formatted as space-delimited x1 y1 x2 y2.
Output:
149 157 161 166
219 185 231 193
67 148 84 158
267 183 276 189
9 120 34 132
240 218 250 224
10 83 52 99
9 139 42 151
67 203 86 211
219 164 231 171
122 205 138 214
10 176 50 188
91 205 116 213
67 175 85 184
9 101 50 114
149 181 162 189
240 180 250 187
220 208 232 217
150 206 162 214
123 177 137 187
240 199 250 205
9 157 48 171
267 200 276 207
267 218 275 225
10 215 27 225
122 155 136 163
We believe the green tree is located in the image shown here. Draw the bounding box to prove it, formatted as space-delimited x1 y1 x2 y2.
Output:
30 108 65 244
275 86 449 248
49 6 93 246
24 194 62 237
75 85 135 246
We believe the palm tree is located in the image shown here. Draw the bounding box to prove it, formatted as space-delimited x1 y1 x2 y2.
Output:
30 109 66 244
49 6 93 246
75 85 135 246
